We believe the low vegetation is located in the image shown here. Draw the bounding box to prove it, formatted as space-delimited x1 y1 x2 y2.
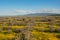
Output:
0 16 60 40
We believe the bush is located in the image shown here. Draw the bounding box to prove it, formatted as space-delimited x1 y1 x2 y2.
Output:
56 34 60 38
54 28 60 33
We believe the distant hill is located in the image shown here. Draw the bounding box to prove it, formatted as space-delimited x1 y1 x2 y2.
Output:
24 13 60 16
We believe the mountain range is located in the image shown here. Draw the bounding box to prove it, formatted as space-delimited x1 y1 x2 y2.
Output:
24 13 60 16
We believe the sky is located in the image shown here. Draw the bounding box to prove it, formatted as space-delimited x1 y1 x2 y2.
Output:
0 0 60 16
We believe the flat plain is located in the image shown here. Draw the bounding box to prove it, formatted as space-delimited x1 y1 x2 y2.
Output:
0 16 60 40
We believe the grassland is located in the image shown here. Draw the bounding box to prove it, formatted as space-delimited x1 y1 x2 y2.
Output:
0 16 60 40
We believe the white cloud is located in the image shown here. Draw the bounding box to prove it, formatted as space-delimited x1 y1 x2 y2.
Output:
0 8 60 16
15 10 26 13
14 9 35 15
37 8 60 13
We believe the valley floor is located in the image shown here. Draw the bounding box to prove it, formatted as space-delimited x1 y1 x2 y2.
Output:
0 16 60 40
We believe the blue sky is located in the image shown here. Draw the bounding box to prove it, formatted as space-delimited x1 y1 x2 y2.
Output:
0 0 60 16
